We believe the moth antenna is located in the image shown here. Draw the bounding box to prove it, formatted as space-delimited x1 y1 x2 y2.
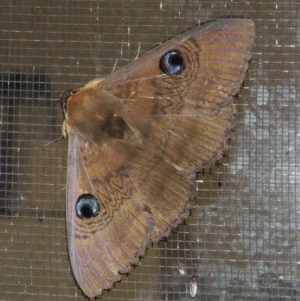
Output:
111 58 118 74
111 42 140 74
43 135 64 147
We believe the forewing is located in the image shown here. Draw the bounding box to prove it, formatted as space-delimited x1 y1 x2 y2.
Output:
66 132 153 298
97 19 255 171
101 18 255 116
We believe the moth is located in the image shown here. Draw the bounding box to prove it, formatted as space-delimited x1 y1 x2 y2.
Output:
61 18 255 298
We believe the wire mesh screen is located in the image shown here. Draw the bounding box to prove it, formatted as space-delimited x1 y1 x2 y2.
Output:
0 1 299 300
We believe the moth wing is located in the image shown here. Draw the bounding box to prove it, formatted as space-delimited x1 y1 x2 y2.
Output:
101 18 255 116
97 18 255 170
66 133 153 298
96 18 254 236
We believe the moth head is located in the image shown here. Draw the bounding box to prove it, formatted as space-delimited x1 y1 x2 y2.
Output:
60 89 78 118
59 89 79 138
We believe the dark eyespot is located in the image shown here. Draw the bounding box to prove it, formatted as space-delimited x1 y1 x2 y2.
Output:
75 194 100 219
160 50 184 75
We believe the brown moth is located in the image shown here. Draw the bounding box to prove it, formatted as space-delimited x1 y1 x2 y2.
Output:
62 18 255 298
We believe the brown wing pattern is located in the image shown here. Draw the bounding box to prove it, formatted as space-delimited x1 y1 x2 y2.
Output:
66 134 154 297
64 18 255 298
102 18 254 116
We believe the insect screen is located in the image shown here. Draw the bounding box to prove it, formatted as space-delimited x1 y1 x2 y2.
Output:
0 1 299 300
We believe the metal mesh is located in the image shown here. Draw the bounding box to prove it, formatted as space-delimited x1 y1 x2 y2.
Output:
0 1 299 300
